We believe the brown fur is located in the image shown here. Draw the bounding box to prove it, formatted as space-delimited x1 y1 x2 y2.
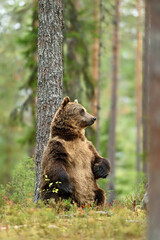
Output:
40 97 111 205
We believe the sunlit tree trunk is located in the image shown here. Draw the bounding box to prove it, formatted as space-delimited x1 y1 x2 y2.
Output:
75 0 79 9
107 0 120 203
136 0 142 175
147 1 160 239
34 0 63 202
97 0 103 152
92 0 100 151
91 0 103 151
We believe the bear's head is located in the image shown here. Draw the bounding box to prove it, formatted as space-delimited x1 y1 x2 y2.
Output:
50 97 96 139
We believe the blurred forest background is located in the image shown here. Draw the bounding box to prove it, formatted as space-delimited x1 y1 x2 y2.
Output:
0 0 146 203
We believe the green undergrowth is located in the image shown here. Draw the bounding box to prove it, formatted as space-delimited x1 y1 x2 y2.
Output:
0 197 147 240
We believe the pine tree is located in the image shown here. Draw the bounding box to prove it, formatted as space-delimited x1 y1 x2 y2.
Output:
142 0 150 175
34 0 63 202
136 0 142 176
107 0 120 203
147 1 160 239
91 0 100 150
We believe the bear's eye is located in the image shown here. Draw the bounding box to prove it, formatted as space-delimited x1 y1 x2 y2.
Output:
80 109 85 116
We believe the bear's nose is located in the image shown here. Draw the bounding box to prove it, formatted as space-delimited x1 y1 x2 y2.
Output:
93 117 96 122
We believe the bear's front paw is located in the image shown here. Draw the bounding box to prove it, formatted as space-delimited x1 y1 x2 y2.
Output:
56 175 72 197
59 182 72 197
93 159 110 179
93 164 108 179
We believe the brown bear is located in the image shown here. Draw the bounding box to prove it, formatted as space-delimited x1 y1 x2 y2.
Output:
40 97 111 205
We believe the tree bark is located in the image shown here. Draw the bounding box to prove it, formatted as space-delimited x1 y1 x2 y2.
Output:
64 0 81 100
34 0 63 202
136 0 142 175
75 0 79 9
142 0 150 175
96 0 103 152
147 1 160 239
91 0 100 151
107 0 120 203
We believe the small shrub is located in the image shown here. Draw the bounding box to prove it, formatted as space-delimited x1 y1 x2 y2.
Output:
0 158 35 203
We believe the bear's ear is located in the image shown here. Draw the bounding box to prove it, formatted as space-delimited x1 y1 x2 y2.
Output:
61 96 70 108
74 99 78 104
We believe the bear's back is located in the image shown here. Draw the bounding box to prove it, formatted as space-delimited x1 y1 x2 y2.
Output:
53 136 97 204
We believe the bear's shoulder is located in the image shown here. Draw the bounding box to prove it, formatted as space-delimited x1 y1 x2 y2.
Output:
41 137 68 168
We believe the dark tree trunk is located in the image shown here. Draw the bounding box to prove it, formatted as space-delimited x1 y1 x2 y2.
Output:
147 1 160 239
107 0 120 203
141 0 151 211
28 0 38 158
136 0 142 176
63 0 91 103
64 0 80 100
34 0 63 202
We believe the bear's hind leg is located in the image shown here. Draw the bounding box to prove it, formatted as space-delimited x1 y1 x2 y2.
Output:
94 188 105 205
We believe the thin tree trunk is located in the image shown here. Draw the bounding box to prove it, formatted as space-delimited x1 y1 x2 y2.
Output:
142 0 150 175
75 0 79 9
92 0 99 117
96 0 103 152
148 2 160 239
107 0 120 203
141 0 151 211
92 0 100 151
136 0 142 175
34 0 63 202
29 0 38 158
65 0 80 100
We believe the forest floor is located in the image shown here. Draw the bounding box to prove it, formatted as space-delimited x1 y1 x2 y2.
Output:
0 197 147 240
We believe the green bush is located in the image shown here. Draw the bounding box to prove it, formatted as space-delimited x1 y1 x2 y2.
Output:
0 158 35 203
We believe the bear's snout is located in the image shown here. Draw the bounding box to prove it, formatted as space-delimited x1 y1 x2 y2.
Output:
91 116 96 125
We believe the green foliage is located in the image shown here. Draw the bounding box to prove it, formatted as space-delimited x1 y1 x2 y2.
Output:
0 0 34 184
13 1 37 152
0 158 35 204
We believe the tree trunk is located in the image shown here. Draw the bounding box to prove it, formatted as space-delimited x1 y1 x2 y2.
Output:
107 0 120 203
91 0 100 151
29 0 38 158
64 0 81 100
136 0 142 175
142 0 150 175
34 0 63 202
147 1 160 239
96 0 103 152
75 0 79 9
